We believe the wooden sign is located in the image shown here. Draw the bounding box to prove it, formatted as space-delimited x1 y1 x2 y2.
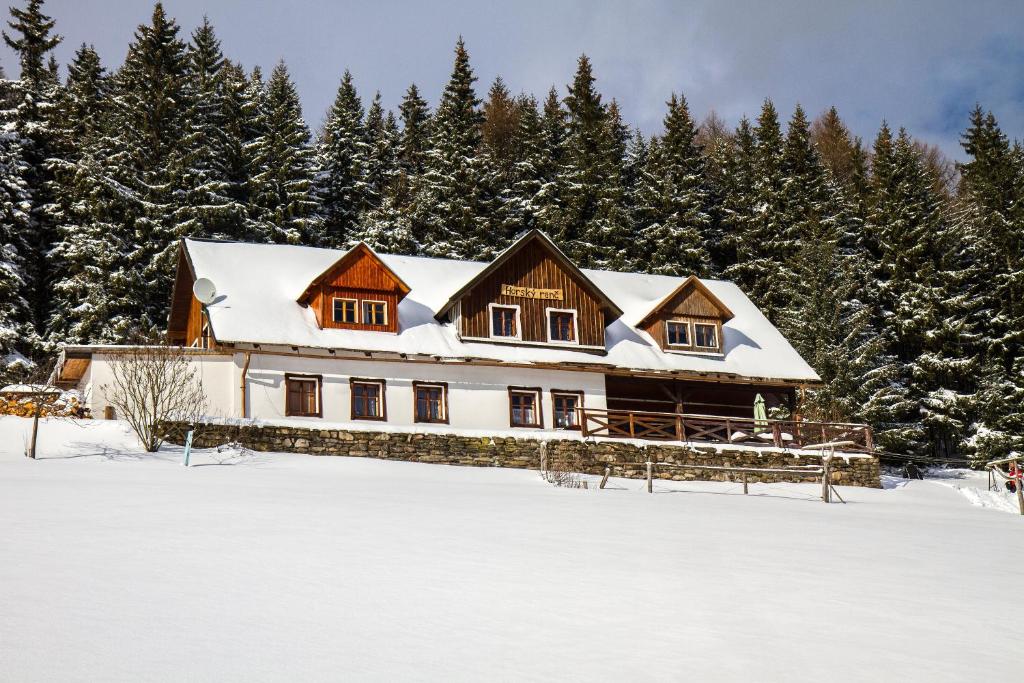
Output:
500 284 563 301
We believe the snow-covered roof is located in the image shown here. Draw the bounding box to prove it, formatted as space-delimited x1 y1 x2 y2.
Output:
181 238 820 383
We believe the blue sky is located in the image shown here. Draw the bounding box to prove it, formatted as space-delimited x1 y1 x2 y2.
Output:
3 0 1022 159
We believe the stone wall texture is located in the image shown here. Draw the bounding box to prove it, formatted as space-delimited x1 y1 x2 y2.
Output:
164 422 881 488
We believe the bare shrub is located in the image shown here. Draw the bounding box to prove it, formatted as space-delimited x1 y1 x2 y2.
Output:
540 443 587 489
102 346 207 452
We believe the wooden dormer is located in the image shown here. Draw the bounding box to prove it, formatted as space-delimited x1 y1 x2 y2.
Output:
297 243 411 334
435 230 622 352
637 276 734 355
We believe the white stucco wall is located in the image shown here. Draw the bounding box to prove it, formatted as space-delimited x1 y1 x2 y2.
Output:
79 350 608 435
82 352 237 420
242 353 607 433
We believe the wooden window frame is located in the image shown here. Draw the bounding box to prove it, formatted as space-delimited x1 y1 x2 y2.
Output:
361 299 388 326
665 319 693 349
350 378 387 421
284 373 323 418
551 390 584 430
487 302 522 340
332 297 359 324
508 386 543 428
693 322 719 351
545 307 579 345
412 381 449 424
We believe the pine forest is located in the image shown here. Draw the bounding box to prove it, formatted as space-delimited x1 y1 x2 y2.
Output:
0 1 1021 462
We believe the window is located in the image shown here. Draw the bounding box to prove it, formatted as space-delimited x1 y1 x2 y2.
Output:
547 308 577 344
362 300 387 326
285 374 321 417
489 304 520 339
552 391 583 429
509 388 542 428
350 379 386 420
333 298 358 324
414 382 448 423
666 320 691 347
694 323 719 349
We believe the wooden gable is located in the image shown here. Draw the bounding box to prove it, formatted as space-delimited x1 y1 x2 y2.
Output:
298 243 410 334
638 276 733 354
166 242 196 345
437 231 622 350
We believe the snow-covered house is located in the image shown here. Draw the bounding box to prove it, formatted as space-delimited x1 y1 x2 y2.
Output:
55 230 870 448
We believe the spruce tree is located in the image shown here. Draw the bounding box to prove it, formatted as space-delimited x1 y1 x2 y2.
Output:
0 118 33 374
247 60 318 245
46 43 111 343
173 16 246 241
957 106 1024 460
2 0 61 354
217 60 256 238
640 92 711 276
315 70 368 247
558 55 629 267
410 38 487 258
532 86 566 234
363 92 398 214
397 82 430 170
726 100 789 323
865 126 974 456
717 118 756 274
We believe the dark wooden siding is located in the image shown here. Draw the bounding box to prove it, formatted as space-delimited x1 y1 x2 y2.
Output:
459 240 606 347
311 249 404 333
641 283 725 352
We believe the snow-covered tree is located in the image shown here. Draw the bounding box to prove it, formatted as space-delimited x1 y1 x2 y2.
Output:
409 38 487 258
639 92 711 276
247 61 318 245
315 70 368 248
172 17 246 241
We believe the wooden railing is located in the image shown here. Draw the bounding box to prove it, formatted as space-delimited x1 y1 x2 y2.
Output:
578 408 874 452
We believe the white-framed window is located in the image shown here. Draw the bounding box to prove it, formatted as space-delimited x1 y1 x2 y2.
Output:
666 320 691 347
332 297 358 324
488 303 521 339
694 322 719 350
545 307 578 344
509 387 542 428
362 300 388 326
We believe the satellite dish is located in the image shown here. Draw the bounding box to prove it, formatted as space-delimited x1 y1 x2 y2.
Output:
193 278 217 305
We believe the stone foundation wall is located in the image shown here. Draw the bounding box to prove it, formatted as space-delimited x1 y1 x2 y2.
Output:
164 422 881 488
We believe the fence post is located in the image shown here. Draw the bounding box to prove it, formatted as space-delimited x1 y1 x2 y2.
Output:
675 415 682 441
600 466 610 489
771 423 782 448
821 455 831 503
629 412 636 438
742 470 748 495
1016 459 1024 516
579 408 588 437
646 461 653 493
864 425 874 452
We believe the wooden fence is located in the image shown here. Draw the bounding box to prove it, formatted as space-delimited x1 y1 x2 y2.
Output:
578 407 874 452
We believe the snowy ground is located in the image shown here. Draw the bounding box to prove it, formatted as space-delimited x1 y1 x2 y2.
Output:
1 416 1020 682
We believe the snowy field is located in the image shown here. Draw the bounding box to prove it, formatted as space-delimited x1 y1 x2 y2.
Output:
1 416 1020 683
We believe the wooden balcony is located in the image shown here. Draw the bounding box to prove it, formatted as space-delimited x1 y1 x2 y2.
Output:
578 408 874 452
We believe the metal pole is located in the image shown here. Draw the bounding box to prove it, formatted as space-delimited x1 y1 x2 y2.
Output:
182 429 194 467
